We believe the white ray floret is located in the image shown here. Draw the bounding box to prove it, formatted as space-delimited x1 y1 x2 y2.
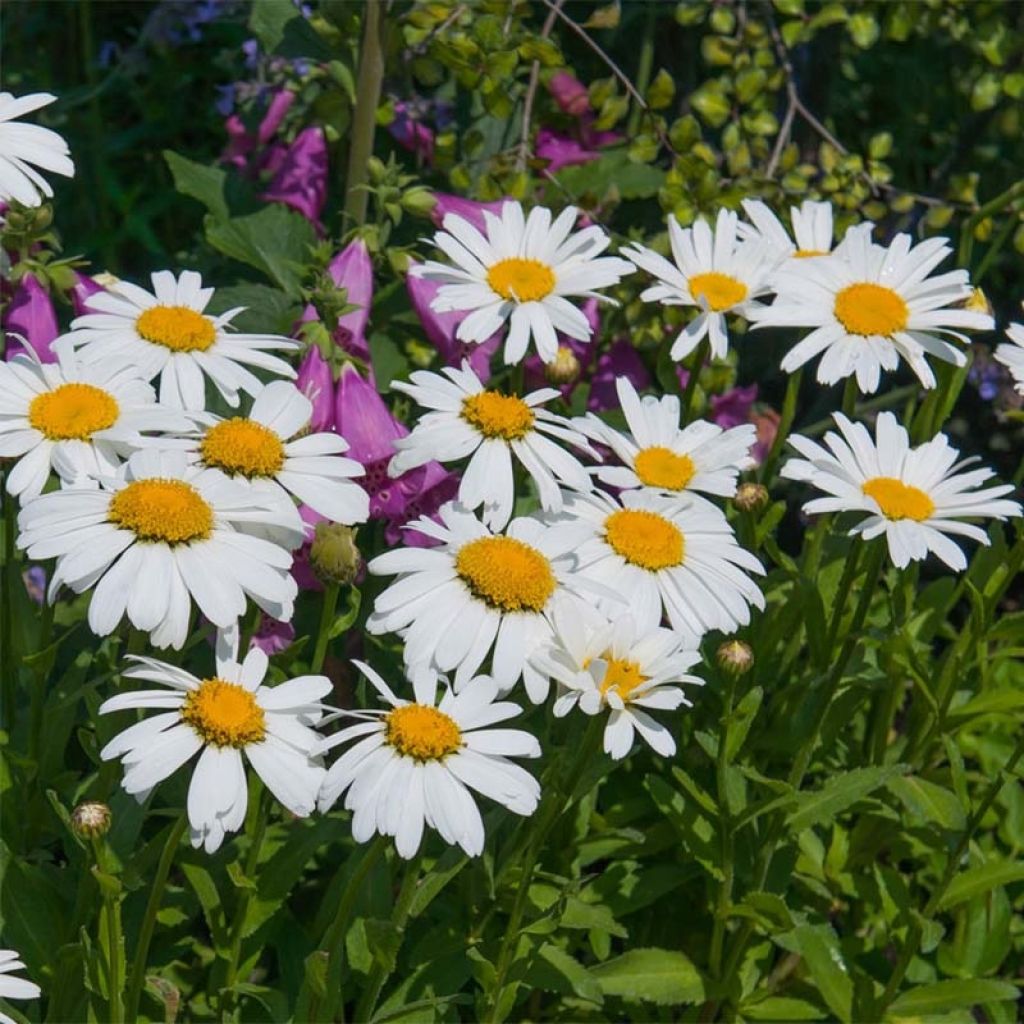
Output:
411 200 633 366
994 322 1024 395
60 270 300 410
750 225 994 394
389 362 594 530
0 345 190 502
0 948 41 1024
738 198 837 265
782 411 1021 571
17 449 303 649
577 375 755 504
622 208 774 361
0 92 74 208
317 662 540 858
100 629 330 853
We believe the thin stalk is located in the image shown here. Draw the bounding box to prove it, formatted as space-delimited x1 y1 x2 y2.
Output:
840 375 858 418
824 541 863 653
680 340 707 423
708 674 737 980
311 582 340 674
124 815 188 1024
1 488 16 731
957 180 1024 268
626 6 657 137
760 368 803 484
343 0 385 228
801 384 919 438
93 837 124 1023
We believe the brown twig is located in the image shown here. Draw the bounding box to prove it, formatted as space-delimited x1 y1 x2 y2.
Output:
516 0 565 173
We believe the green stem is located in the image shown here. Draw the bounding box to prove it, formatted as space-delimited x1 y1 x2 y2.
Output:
343 0 385 228
708 674 737 980
824 540 863 653
801 384 919 438
840 375 858 418
311 583 340 674
760 368 803 484
957 180 1024 268
124 815 187 1024
93 837 124 1023
626 5 657 137
1 488 16 731
680 340 707 423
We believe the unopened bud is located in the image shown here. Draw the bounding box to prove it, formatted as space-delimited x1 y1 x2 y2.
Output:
310 523 361 586
544 345 581 386
716 639 754 677
734 482 769 513
400 187 437 219
71 801 111 839
964 287 993 317
92 271 121 289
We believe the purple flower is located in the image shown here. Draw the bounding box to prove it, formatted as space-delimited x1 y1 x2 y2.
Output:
242 38 260 69
23 566 46 605
406 265 500 381
249 613 295 655
430 193 508 234
215 84 236 117
389 101 435 165
222 88 295 170
328 240 373 362
549 71 591 117
536 128 601 172
70 272 106 318
588 340 651 412
295 345 335 431
5 273 58 363
261 126 328 228
291 504 327 592
710 384 758 429
385 460 460 549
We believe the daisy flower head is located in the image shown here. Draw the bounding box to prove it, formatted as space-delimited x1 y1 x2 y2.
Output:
738 198 836 265
555 487 765 639
0 91 74 208
62 270 300 410
388 362 595 530
100 629 330 853
995 322 1024 395
180 380 369 525
782 411 1021 571
578 375 755 503
317 661 540 859
17 449 303 648
0 345 190 502
0 948 41 1024
367 501 597 701
530 598 704 759
622 208 774 361
751 225 994 394
411 200 634 366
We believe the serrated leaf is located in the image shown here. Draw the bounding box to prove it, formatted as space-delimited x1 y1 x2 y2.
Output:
589 947 705 1006
249 0 332 59
787 923 852 1023
556 149 666 200
786 765 905 832
726 686 763 761
535 943 603 1004
938 860 1024 910
888 979 1019 1017
887 775 965 830
163 150 229 220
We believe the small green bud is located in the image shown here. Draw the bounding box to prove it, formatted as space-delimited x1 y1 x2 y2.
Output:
734 482 769 513
400 187 437 219
544 346 581 387
71 801 112 839
716 639 754 677
310 523 361 586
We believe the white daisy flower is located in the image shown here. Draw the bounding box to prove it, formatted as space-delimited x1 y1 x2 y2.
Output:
554 487 765 638
317 661 540 859
0 345 190 502
621 208 774 361
100 630 330 853
177 380 369 525
411 200 633 365
388 362 594 530
367 501 597 701
750 225 994 393
738 198 836 264
0 92 74 208
0 949 41 1024
577 375 755 503
530 599 704 757
17 449 302 649
61 270 300 410
995 322 1024 395
782 412 1021 571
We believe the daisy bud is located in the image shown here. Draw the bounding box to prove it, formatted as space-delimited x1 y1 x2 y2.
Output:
544 345 581 386
964 287 993 318
716 639 754 677
734 482 769 513
71 801 112 839
310 522 361 586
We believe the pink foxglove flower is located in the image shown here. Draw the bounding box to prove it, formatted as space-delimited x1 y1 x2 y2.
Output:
588 340 651 412
295 344 335 431
262 126 327 228
429 193 507 235
5 273 58 362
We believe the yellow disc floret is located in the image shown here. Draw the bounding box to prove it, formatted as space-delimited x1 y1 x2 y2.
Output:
862 477 935 522
385 703 462 761
136 305 216 352
108 478 214 544
834 283 909 337
28 382 119 441
793 249 828 259
200 418 286 478
455 535 555 612
180 678 266 747
605 508 685 570
599 656 648 702
461 391 535 440
634 446 696 491
688 271 748 312
487 258 556 302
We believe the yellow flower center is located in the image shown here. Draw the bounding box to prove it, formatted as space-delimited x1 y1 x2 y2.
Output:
634 446 697 491
136 305 217 352
834 283 908 337
455 535 555 612
861 477 935 522
180 678 266 748
385 703 462 761
108 478 214 544
598 655 648 701
605 508 684 570
486 258 556 302
28 382 119 441
793 248 828 258
688 271 748 312
200 418 286 478
461 391 535 440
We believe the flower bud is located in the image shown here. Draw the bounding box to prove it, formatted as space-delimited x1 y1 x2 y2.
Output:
964 287 993 317
716 639 754 677
734 482 769 513
544 345 581 386
309 522 361 586
71 801 112 839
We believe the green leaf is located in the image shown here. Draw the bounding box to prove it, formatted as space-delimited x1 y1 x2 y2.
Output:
742 995 827 1020
786 765 905 832
163 150 229 220
887 775 965 830
938 860 1024 910
556 149 666 200
206 283 299 336
787 924 853 1023
181 861 230 954
249 0 332 59
646 69 675 110
888 979 1019 1017
560 896 627 938
328 587 362 640
409 847 469 919
534 943 603 1004
589 948 705 1006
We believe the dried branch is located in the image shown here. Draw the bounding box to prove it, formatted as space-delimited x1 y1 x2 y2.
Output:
516 0 564 173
